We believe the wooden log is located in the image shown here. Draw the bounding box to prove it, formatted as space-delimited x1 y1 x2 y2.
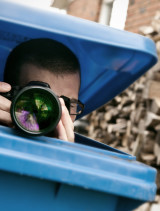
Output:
139 25 154 35
145 112 160 128
156 41 160 55
132 120 145 158
155 124 160 131
152 19 160 33
107 121 127 133
154 131 160 165
140 153 156 163
151 98 160 115
134 105 146 123
121 120 131 148
144 80 160 100
153 72 160 81
153 34 160 42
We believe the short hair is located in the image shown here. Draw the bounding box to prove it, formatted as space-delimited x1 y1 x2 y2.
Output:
4 38 80 86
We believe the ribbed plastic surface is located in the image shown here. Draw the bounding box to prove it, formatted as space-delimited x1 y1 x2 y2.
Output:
0 126 157 202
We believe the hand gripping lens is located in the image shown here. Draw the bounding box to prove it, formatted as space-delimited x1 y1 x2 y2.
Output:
0 81 62 135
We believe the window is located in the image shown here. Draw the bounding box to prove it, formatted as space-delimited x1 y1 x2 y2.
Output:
99 0 129 30
99 0 114 25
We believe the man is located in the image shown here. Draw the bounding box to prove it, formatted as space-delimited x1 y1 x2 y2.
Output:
0 38 84 142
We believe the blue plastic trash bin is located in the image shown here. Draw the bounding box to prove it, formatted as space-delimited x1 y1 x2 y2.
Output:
0 126 157 211
0 1 158 211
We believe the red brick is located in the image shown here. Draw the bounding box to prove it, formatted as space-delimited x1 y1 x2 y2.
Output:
66 0 159 35
125 0 160 33
67 0 102 22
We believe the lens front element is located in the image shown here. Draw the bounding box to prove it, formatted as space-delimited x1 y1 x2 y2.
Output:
11 87 61 135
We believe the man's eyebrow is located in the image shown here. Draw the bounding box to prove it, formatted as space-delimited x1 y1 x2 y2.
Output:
58 95 78 102
70 98 79 103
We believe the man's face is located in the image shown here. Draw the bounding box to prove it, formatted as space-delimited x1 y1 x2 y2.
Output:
19 64 80 121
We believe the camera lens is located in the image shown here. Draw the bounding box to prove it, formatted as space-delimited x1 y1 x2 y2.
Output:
11 87 61 135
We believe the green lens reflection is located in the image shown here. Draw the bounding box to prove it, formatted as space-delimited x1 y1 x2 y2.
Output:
14 88 60 133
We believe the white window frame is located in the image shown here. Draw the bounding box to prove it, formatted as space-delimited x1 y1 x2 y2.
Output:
99 0 114 26
99 0 129 30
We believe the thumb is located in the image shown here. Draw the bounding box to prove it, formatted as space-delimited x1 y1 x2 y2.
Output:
0 82 11 92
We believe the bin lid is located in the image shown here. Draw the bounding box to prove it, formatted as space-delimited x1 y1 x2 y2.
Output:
0 125 157 201
0 0 158 118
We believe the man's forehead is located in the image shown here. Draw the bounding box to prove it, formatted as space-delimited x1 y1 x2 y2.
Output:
19 65 80 98
20 64 80 81
49 72 80 98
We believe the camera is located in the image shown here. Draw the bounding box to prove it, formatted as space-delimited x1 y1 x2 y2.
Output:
0 81 62 136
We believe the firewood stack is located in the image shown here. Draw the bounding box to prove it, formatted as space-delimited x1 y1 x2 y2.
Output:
75 11 160 211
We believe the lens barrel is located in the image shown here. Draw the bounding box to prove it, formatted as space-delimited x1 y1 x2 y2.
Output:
10 86 61 135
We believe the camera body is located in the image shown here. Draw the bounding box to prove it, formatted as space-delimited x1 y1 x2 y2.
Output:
1 81 62 136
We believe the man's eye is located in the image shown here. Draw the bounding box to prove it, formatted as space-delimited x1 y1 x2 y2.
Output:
70 104 77 114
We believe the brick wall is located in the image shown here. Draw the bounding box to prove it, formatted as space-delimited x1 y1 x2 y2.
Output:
125 0 160 33
67 0 102 22
67 0 160 33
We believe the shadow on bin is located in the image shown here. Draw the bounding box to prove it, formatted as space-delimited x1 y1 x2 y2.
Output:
0 1 158 211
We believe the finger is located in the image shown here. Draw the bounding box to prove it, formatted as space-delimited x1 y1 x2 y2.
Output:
0 95 11 112
59 98 75 142
0 82 11 92
0 110 12 126
59 98 74 129
56 120 68 141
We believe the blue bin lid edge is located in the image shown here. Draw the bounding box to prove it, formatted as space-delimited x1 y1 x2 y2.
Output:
0 126 157 201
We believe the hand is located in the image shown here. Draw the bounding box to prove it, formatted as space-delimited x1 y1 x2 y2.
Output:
54 98 75 142
0 82 12 126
